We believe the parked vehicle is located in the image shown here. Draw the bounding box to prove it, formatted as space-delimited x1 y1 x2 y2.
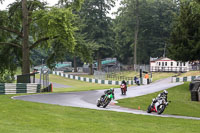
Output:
147 97 170 114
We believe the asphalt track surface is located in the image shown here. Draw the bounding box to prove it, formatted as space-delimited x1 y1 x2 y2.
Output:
13 78 200 120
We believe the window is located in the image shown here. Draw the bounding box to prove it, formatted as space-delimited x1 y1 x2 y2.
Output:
159 62 161 66
171 62 173 66
177 62 179 66
165 62 167 66
183 62 185 66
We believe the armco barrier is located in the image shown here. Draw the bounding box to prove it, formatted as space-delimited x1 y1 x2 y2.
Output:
52 71 150 85
0 83 41 94
171 76 200 83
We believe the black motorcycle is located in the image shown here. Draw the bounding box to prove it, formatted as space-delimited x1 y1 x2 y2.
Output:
97 93 114 108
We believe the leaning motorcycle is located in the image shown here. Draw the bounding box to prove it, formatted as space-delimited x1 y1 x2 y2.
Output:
97 93 114 108
120 83 127 95
147 98 169 114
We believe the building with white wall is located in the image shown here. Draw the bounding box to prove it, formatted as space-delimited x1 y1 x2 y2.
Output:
150 57 189 72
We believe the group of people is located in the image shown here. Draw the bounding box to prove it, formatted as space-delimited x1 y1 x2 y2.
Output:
134 72 150 85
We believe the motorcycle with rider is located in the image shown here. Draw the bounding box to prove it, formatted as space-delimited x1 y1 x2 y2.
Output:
120 80 127 95
97 88 115 108
147 90 170 114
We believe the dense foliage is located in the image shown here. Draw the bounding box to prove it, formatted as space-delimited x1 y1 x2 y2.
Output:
168 0 200 62
0 0 81 75
78 0 115 70
0 0 199 81
114 0 178 64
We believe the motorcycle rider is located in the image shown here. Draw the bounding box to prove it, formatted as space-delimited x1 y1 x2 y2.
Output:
122 80 127 85
121 80 127 90
134 76 140 85
152 90 168 107
101 88 115 101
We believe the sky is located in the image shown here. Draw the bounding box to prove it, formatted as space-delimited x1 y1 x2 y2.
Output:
0 0 121 18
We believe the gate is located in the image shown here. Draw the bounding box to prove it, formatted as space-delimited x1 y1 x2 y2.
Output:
39 70 51 92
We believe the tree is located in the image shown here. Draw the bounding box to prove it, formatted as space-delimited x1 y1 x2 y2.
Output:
0 0 81 75
168 0 200 61
114 0 178 64
79 0 115 71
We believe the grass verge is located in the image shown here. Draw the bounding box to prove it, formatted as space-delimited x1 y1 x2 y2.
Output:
117 82 200 117
0 94 200 133
37 74 119 92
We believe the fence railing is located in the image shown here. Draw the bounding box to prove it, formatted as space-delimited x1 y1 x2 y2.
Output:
150 66 188 72
0 83 41 94
106 73 134 81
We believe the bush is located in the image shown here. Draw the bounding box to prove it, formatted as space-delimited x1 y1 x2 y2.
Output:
0 70 15 83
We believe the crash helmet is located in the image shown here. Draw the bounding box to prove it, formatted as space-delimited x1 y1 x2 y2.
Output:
110 88 114 92
163 90 168 95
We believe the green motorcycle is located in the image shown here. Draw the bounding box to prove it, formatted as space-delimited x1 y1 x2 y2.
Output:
97 93 114 108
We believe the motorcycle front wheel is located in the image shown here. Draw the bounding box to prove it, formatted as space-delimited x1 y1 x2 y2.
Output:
103 99 111 108
157 105 165 114
147 105 152 113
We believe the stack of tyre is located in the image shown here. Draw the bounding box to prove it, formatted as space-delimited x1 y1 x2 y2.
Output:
189 77 200 101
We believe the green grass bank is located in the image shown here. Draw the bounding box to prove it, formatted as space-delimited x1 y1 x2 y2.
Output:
117 82 200 118
0 94 200 133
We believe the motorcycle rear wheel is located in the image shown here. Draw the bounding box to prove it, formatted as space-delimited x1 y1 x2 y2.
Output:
121 88 126 95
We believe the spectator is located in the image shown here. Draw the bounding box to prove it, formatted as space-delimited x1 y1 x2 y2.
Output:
145 73 149 84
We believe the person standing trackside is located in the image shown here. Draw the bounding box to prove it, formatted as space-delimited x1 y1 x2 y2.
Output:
145 73 149 84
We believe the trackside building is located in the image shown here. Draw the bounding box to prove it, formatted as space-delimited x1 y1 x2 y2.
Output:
150 57 189 72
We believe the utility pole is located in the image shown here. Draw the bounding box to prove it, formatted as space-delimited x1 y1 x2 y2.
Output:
39 59 44 85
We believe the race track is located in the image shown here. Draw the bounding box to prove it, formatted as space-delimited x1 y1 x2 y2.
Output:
12 78 200 120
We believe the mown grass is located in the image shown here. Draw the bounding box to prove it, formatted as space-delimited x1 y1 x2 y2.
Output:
75 71 138 81
151 72 175 82
65 71 200 83
36 74 119 92
76 71 174 82
2 72 200 132
179 71 200 77
0 94 200 133
117 82 200 118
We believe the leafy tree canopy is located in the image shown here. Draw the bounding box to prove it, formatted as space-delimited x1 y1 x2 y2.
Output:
0 0 80 76
168 0 200 62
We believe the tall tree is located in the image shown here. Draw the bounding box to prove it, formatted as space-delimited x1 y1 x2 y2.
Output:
22 0 29 74
0 0 81 75
114 0 178 64
79 0 115 71
134 0 139 68
168 0 200 61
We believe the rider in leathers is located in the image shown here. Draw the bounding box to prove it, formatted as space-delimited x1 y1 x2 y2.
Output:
121 80 127 91
152 90 168 110
101 88 115 101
